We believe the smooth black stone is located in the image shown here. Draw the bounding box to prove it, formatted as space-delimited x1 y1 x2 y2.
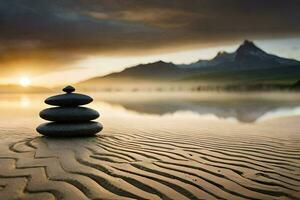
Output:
36 121 103 137
63 85 75 93
45 93 93 106
40 107 99 122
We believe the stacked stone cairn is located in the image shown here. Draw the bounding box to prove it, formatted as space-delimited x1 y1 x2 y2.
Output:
36 86 103 136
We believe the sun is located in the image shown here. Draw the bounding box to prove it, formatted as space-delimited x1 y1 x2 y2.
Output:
19 76 30 87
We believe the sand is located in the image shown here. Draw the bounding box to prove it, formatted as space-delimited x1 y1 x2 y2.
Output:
0 122 299 200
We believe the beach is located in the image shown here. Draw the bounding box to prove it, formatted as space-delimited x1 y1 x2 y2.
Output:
0 92 299 200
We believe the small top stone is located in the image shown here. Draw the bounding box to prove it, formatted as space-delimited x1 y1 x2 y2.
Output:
63 85 75 93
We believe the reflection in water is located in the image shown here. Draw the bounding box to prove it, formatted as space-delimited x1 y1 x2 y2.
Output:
20 96 31 108
92 92 300 123
0 92 300 124
113 102 300 123
256 106 300 122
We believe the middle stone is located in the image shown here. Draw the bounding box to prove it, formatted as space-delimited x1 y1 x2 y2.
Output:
40 107 100 122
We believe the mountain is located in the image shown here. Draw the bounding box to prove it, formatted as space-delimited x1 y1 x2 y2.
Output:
100 61 185 80
180 40 299 70
180 51 236 69
79 40 300 89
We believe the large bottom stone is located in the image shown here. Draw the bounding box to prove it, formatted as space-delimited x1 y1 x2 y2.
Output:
36 121 103 137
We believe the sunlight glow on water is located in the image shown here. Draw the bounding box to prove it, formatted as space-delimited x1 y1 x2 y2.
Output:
20 96 31 108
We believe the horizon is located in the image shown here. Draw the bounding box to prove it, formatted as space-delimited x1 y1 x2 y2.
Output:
0 39 300 88
0 1 300 87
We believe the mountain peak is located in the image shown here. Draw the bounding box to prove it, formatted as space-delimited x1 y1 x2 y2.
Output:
155 60 170 65
212 50 235 62
148 60 174 66
243 39 255 46
237 40 261 52
216 51 229 56
235 40 267 61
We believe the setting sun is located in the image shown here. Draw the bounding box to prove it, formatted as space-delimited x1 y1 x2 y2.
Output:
19 76 30 87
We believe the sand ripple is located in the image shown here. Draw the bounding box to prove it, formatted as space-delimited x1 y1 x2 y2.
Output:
0 132 299 200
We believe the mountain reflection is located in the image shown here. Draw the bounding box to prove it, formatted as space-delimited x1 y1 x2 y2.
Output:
95 92 300 123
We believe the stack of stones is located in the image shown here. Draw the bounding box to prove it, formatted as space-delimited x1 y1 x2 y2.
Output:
36 86 103 137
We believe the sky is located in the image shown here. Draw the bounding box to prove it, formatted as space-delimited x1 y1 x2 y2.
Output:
0 0 300 87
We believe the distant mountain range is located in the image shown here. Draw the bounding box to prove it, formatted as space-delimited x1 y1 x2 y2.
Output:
180 40 299 70
79 40 300 90
1 40 299 93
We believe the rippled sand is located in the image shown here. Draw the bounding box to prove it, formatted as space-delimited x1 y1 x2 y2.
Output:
0 92 299 199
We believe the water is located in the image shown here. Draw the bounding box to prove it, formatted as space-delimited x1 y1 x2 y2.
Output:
0 91 300 139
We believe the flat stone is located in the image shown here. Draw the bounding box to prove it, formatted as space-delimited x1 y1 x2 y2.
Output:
40 107 99 122
36 121 103 137
45 93 93 106
63 85 75 93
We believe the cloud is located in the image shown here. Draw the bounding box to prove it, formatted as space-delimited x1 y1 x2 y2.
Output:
0 0 300 74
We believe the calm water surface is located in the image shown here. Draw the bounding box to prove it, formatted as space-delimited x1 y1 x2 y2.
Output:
0 91 300 140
